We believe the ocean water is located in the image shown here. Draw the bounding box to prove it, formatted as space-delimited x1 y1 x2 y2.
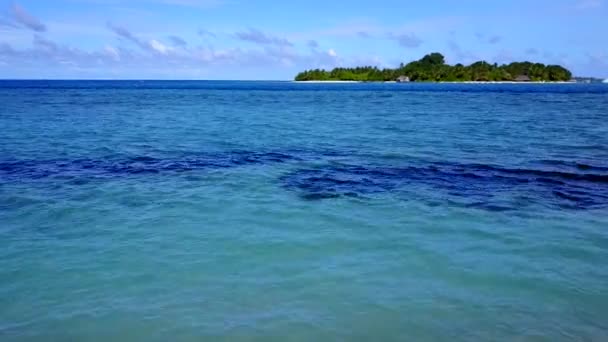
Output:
1 80 608 341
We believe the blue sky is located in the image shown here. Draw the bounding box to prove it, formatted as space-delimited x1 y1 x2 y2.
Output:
0 0 606 79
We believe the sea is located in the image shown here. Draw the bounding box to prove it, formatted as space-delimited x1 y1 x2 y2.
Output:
1 80 607 341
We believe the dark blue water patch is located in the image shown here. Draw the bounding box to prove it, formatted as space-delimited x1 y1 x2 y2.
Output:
534 160 608 173
280 162 608 210
3 150 608 210
0 151 304 182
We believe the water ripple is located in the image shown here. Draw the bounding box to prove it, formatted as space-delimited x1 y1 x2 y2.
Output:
281 160 608 210
2 150 607 211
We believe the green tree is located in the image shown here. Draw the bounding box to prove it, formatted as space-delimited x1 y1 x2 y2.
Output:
294 52 572 82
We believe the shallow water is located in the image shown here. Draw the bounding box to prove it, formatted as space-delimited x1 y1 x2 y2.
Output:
1 81 608 341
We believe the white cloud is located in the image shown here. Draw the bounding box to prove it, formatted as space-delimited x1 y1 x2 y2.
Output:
307 40 319 49
3 2 47 32
149 39 170 54
33 35 58 51
168 35 187 47
235 28 293 47
0 31 374 79
567 52 608 77
474 32 502 45
107 22 176 55
525 48 539 55
446 39 479 64
389 32 423 48
104 45 120 61
198 29 216 38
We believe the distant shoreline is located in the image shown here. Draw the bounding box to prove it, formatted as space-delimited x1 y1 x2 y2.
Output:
293 80 575 84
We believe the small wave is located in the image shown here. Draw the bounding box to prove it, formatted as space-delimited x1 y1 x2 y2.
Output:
0 151 303 181
535 159 608 172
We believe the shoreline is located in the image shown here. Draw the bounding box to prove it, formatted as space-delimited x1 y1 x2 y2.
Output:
293 80 576 84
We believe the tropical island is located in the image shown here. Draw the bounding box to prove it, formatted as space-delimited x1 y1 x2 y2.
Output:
295 52 572 82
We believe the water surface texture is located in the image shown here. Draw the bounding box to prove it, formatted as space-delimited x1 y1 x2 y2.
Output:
1 81 608 341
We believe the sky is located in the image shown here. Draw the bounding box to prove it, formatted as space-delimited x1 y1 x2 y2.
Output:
0 0 606 79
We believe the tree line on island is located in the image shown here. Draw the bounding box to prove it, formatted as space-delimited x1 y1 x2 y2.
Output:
295 52 572 82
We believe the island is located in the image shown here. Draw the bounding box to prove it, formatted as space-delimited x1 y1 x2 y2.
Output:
295 52 572 82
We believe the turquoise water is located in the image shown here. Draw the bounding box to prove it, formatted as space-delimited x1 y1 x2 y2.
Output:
1 81 608 341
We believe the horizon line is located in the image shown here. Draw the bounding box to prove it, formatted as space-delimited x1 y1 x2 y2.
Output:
0 77 605 81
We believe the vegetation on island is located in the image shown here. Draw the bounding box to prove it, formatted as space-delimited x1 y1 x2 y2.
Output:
295 52 572 82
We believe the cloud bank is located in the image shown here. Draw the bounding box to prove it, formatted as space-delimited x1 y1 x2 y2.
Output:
2 3 46 32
